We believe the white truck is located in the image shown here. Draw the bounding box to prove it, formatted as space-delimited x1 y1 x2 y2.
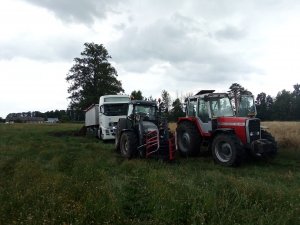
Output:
85 95 130 140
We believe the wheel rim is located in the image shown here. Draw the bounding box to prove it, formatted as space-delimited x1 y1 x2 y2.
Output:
215 142 232 163
121 137 128 155
181 132 191 152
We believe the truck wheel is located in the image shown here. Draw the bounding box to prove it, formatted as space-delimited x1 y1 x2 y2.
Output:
261 130 278 158
212 133 244 166
177 122 201 157
120 132 137 159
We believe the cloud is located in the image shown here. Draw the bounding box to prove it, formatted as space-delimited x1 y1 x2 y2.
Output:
23 0 121 24
109 13 258 85
0 36 83 62
215 25 246 40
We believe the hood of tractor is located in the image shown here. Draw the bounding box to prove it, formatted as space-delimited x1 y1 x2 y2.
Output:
217 116 248 144
141 121 158 133
217 116 247 127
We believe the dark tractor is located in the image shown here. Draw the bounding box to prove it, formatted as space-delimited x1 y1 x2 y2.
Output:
176 90 277 166
115 100 175 161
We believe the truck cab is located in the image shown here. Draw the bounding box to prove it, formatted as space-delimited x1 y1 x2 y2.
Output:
98 95 130 140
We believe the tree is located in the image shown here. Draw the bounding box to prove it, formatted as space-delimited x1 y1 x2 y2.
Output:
161 90 171 114
66 42 124 110
130 90 143 100
228 83 251 112
256 92 273 120
272 90 293 120
169 98 185 121
292 83 300 120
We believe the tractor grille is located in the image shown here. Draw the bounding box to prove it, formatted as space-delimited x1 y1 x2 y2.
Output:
247 119 261 143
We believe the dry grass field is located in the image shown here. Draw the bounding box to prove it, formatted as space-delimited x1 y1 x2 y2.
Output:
262 121 300 149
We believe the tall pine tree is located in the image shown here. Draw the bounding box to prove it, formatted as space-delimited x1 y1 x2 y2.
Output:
66 43 124 110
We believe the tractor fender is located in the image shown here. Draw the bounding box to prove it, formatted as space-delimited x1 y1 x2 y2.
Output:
177 117 208 137
116 119 135 139
211 128 235 138
210 128 243 146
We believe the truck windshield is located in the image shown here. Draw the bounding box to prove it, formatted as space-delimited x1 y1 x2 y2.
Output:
237 95 256 117
103 104 128 116
210 97 234 117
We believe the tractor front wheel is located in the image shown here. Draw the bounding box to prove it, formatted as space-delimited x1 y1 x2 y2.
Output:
211 133 244 166
120 132 137 159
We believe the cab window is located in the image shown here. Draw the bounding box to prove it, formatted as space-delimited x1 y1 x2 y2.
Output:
198 99 209 122
187 99 197 116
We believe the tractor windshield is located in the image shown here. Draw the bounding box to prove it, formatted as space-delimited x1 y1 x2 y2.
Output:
237 95 256 117
134 105 157 120
210 96 234 117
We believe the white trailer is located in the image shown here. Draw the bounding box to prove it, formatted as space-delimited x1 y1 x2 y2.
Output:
85 104 99 127
84 95 130 140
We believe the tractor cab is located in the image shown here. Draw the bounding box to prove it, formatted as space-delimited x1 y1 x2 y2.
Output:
183 90 235 135
127 100 158 124
236 94 257 117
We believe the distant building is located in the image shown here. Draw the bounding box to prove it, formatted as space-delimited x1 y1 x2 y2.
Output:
5 115 44 123
46 118 59 123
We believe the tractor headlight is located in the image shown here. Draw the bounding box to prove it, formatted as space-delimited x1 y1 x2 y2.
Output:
250 131 260 136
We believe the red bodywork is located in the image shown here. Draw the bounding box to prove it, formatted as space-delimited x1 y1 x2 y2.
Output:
217 117 247 144
178 116 248 144
145 130 176 161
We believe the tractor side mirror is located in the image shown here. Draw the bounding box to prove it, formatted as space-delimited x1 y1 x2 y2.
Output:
127 114 134 120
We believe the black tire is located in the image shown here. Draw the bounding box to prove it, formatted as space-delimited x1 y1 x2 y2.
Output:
177 122 201 157
211 133 244 166
261 129 278 158
120 132 137 159
115 119 128 152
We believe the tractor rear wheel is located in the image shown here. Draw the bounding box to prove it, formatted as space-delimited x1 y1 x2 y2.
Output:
177 122 201 157
211 133 244 166
120 132 137 159
261 130 278 158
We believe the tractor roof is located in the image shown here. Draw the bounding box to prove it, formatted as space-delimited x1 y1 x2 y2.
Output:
195 90 215 95
188 91 229 100
130 100 157 107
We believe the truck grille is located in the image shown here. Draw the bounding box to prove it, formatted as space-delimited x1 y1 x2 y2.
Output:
247 119 261 143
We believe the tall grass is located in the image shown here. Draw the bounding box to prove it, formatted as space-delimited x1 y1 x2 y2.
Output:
0 123 299 224
262 121 300 150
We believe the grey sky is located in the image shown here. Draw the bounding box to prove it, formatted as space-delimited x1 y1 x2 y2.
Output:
0 0 300 118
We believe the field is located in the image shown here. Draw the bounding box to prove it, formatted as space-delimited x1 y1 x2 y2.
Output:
0 122 299 225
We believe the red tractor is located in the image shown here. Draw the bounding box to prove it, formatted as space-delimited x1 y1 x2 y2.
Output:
176 90 277 166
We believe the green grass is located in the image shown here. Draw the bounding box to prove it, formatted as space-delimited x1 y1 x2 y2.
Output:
0 123 299 225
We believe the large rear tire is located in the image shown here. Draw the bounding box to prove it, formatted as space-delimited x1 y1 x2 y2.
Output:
120 132 137 159
177 122 201 157
211 133 244 166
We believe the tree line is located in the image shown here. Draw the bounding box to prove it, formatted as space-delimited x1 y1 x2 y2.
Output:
4 109 84 123
256 84 300 121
